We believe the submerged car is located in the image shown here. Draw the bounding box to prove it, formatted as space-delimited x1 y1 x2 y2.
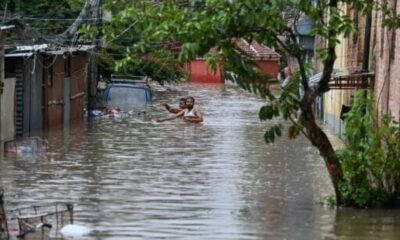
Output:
104 83 152 110
89 76 152 118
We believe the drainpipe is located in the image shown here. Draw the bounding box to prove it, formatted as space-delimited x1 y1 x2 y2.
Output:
362 13 372 89
360 13 372 135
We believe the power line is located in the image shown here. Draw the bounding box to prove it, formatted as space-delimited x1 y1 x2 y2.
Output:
3 17 102 21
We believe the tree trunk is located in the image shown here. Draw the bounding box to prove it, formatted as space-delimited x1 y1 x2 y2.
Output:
301 91 343 204
293 0 343 203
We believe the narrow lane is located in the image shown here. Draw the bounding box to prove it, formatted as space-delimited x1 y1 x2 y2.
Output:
1 83 399 239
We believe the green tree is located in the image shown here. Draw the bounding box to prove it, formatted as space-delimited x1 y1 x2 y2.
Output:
1 0 84 35
90 0 186 81
99 0 399 206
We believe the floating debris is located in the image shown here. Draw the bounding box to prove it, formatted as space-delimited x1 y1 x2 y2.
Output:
0 190 73 239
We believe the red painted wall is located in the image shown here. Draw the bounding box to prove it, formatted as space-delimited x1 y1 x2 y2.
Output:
257 60 279 78
188 59 223 83
188 59 279 84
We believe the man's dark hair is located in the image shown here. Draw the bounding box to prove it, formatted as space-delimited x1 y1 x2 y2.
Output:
186 96 195 104
179 97 186 102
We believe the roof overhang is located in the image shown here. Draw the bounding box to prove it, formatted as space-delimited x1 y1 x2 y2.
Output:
16 44 48 52
5 44 96 58
5 52 34 58
0 25 15 31
44 45 96 55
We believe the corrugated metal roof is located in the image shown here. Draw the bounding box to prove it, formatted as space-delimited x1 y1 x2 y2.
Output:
5 52 34 57
16 44 48 51
6 44 96 56
0 25 15 31
44 45 96 55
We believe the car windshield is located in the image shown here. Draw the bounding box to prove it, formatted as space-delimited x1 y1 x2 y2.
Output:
106 86 148 111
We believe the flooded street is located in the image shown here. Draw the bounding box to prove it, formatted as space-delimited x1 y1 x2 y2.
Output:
1 83 400 239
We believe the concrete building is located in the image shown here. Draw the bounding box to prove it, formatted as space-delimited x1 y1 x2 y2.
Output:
316 4 375 138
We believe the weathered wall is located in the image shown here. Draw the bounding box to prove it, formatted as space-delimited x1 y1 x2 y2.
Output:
4 56 43 137
321 4 372 137
44 56 64 129
44 53 88 129
70 53 87 121
374 0 400 120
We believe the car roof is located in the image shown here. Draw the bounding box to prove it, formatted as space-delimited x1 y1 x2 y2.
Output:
107 83 150 89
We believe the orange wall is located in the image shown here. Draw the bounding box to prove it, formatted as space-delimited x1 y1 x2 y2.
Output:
188 60 223 83
188 59 279 83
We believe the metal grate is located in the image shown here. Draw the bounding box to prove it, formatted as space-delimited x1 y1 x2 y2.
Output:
329 72 374 90
6 202 74 238
15 64 24 136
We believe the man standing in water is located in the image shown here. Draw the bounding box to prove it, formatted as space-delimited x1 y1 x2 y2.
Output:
157 96 203 123
163 97 186 114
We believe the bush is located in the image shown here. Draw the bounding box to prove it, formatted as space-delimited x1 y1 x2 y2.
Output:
337 90 400 207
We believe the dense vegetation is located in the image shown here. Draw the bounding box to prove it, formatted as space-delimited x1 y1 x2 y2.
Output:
338 91 400 207
2 0 84 35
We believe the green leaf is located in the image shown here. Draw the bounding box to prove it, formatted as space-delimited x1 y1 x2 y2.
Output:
259 105 275 120
274 125 282 137
264 128 275 143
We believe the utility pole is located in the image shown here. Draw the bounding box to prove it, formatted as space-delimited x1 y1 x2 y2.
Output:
0 32 4 158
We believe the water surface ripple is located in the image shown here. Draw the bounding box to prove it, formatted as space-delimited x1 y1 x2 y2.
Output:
1 83 400 239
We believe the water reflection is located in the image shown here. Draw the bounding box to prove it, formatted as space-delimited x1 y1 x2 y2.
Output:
0 83 400 239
